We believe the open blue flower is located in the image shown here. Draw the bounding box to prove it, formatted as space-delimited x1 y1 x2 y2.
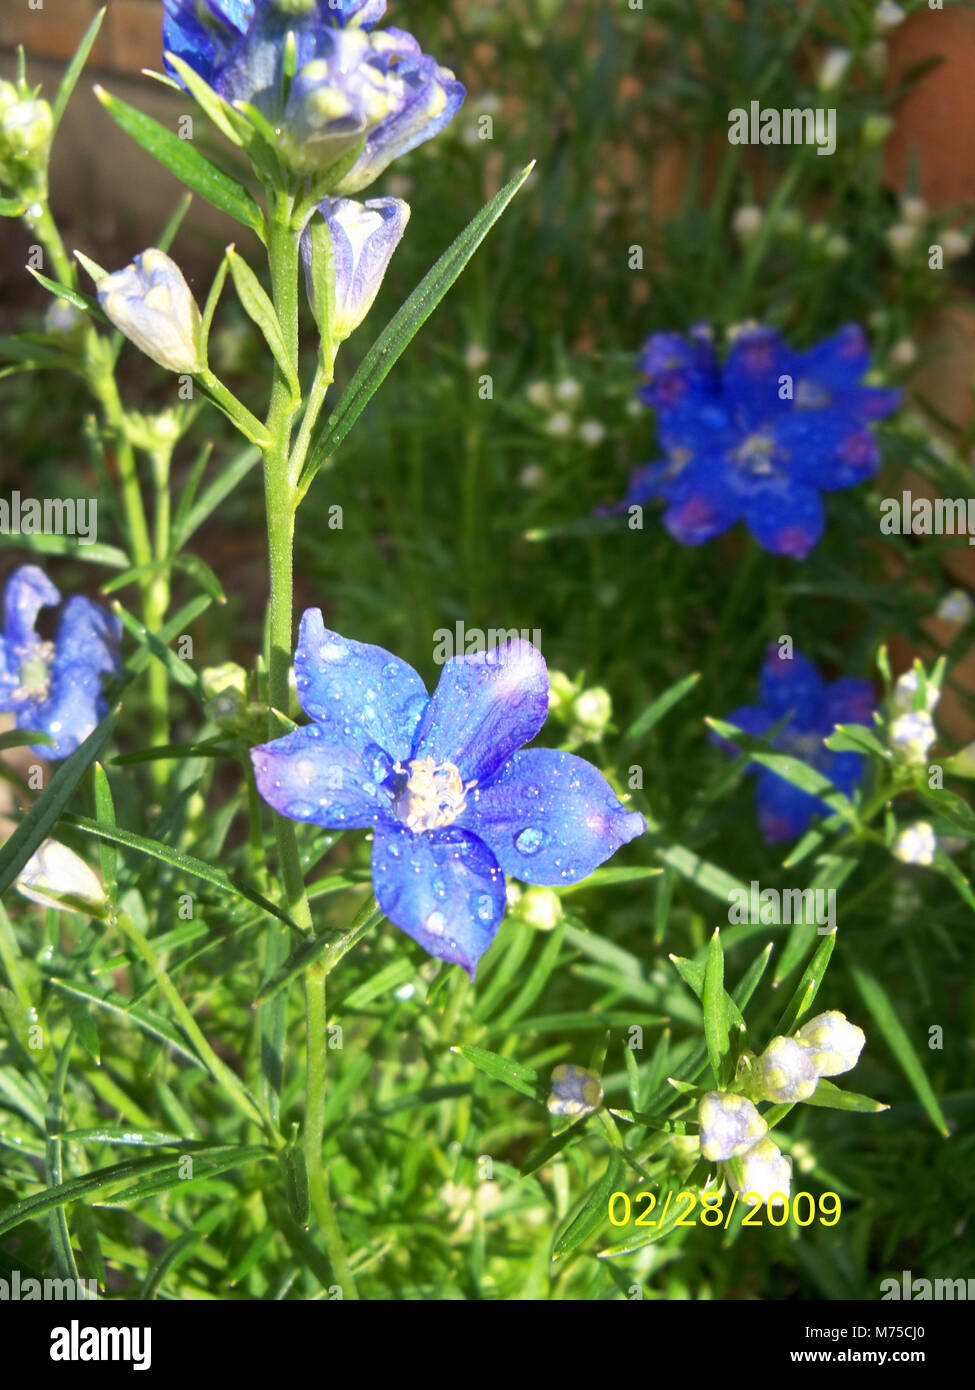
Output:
250 613 645 976
163 1 464 187
0 566 122 760
718 645 875 843
608 323 901 559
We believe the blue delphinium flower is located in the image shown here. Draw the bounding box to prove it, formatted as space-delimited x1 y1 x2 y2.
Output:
718 645 875 843
250 614 645 976
609 323 901 559
163 1 464 188
0 566 122 759
300 195 409 340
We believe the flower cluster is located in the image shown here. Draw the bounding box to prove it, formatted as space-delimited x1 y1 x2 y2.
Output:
718 645 876 843
163 0 464 189
524 375 607 449
0 566 122 759
609 322 901 558
250 616 645 976
699 1010 866 1206
888 666 940 767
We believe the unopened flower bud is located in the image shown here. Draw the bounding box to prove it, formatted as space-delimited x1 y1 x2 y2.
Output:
941 229 971 263
936 589 974 626
96 249 202 373
873 1 906 34
863 114 895 147
731 204 763 245
698 1091 768 1162
752 1035 819 1103
892 668 939 716
515 884 563 932
891 821 936 867
795 1010 866 1077
886 223 917 260
464 343 489 372
889 709 936 764
863 39 889 79
728 1137 792 1208
554 377 582 405
817 48 852 92
571 686 612 736
15 839 107 917
547 1063 602 1118
2 98 53 159
525 380 553 410
545 411 573 438
900 196 928 227
578 419 606 448
301 196 410 342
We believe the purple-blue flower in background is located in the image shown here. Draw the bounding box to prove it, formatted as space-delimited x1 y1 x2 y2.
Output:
162 1 464 187
0 566 122 760
718 645 875 843
250 614 645 976
608 323 901 559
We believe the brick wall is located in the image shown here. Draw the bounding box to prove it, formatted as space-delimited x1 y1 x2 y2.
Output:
0 0 160 75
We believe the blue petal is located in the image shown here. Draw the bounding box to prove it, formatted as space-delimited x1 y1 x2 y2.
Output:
759 646 824 724
29 664 106 760
794 324 870 392
371 823 505 977
659 458 742 545
711 703 773 758
637 329 720 413
163 0 251 84
251 723 396 828
742 481 825 558
823 748 867 799
460 748 646 885
3 564 59 654
293 609 428 762
755 767 821 844
825 677 876 728
773 410 881 493
411 638 549 784
722 326 798 431
53 597 122 678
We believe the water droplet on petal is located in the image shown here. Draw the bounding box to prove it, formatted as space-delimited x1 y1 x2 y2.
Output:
515 826 547 855
425 910 446 936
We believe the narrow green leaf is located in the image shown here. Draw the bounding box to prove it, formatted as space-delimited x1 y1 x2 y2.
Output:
299 162 534 492
94 87 265 241
451 1044 541 1101
708 717 856 823
52 6 106 131
702 929 729 1084
804 1079 889 1114
255 896 383 1003
279 1146 310 1229
64 815 299 932
654 842 748 904
45 1033 80 1283
27 268 109 325
851 966 949 1136
226 247 298 395
552 1151 625 1260
773 931 836 1035
92 763 117 899
172 444 260 548
0 711 115 896
624 672 701 743
163 53 247 147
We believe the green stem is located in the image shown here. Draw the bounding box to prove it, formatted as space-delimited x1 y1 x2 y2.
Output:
261 189 314 937
303 959 359 1298
147 444 173 759
25 199 74 287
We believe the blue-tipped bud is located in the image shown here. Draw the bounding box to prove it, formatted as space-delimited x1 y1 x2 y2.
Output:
547 1063 603 1118
752 1035 819 1103
301 195 409 341
795 1011 866 1078
698 1091 768 1162
95 249 203 374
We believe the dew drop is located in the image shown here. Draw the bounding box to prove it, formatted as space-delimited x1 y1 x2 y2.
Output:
425 910 446 936
515 826 546 855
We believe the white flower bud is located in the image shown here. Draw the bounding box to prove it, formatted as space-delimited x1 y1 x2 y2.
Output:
886 223 917 259
795 1011 866 1077
464 343 489 372
818 48 853 92
545 411 573 438
889 338 917 368
891 821 937 867
578 419 606 448
731 204 763 245
571 686 612 735
863 39 889 79
752 1035 819 1103
900 195 928 227
728 1137 792 1208
554 377 582 405
889 709 936 764
697 1091 768 1162
941 229 971 262
96 248 202 374
873 1 906 34
893 668 939 715
15 839 107 917
547 1063 602 1117
936 589 975 626
516 885 563 932
525 380 553 410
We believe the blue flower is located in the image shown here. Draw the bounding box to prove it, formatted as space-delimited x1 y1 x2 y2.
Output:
300 195 409 340
609 323 901 558
163 1 464 187
718 645 875 843
250 614 645 976
0 566 122 760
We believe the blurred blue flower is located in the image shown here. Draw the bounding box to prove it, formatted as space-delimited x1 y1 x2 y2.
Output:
718 645 875 843
609 323 901 558
0 566 122 760
163 1 464 186
300 195 409 340
250 614 645 976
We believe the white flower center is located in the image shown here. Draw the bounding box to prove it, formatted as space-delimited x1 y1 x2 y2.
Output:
13 642 54 703
395 757 471 833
